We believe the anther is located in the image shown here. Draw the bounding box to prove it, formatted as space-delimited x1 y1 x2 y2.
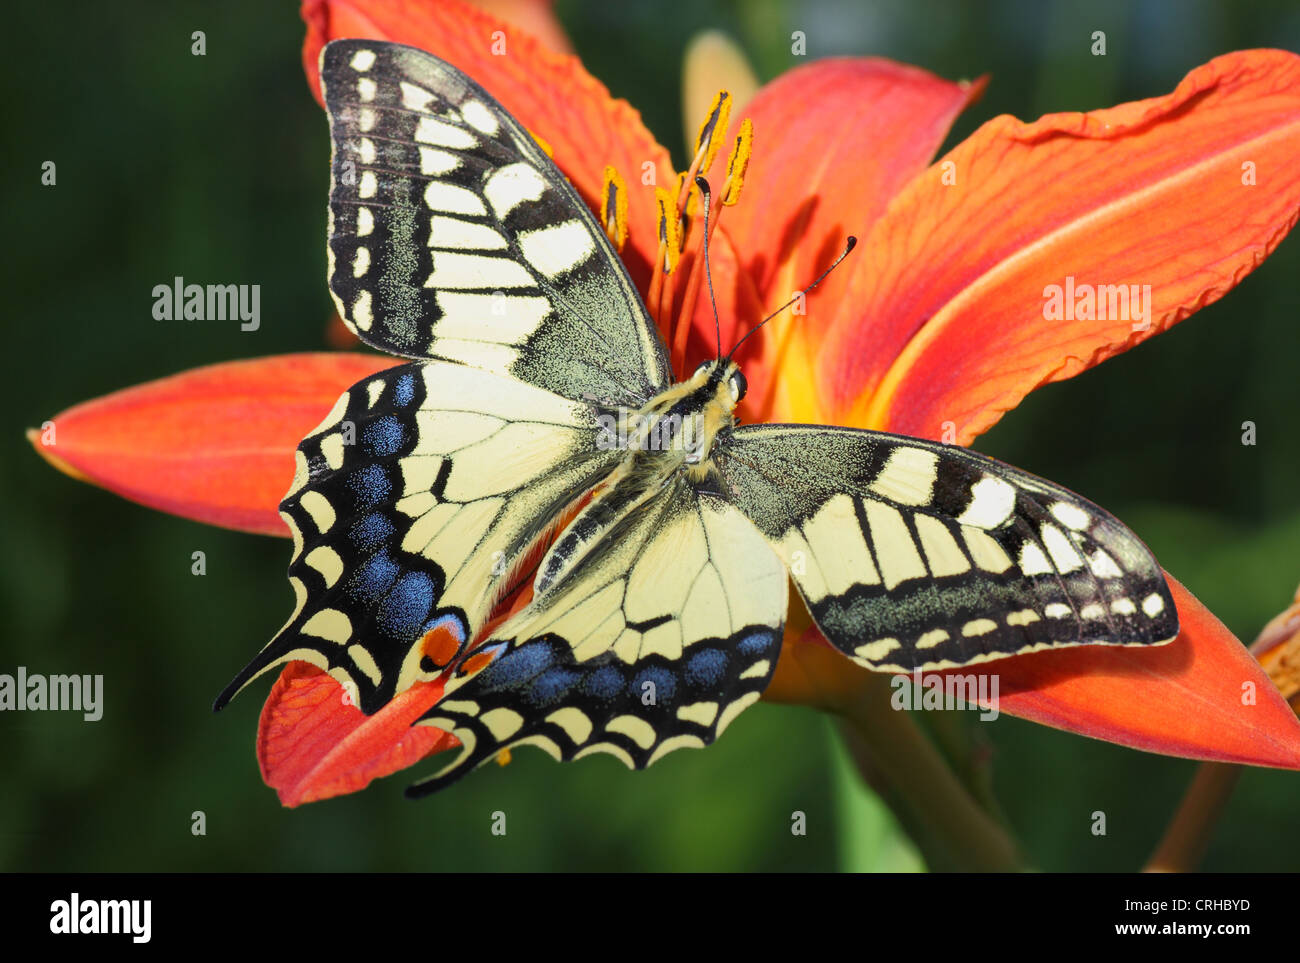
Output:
654 187 682 274
601 165 629 252
693 90 732 176
722 118 753 206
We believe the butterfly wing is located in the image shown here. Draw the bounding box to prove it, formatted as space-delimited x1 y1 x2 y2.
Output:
320 39 670 405
714 424 1178 671
220 41 676 713
406 478 788 794
215 361 621 713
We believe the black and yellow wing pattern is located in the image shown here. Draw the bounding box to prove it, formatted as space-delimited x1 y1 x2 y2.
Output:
218 39 1178 796
320 40 669 405
217 39 667 711
715 425 1177 672
410 478 787 794
215 360 622 713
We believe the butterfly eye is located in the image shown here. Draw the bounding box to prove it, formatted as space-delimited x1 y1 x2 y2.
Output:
728 370 748 403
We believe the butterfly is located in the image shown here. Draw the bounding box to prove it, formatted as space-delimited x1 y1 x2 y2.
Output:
215 39 1178 796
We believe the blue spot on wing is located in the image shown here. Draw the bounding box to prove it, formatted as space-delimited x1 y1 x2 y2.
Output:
349 512 395 553
684 648 727 687
376 571 435 640
632 666 676 703
582 665 624 701
392 372 417 408
347 552 400 602
363 415 406 457
477 641 555 690
737 631 776 657
347 464 391 510
526 667 583 708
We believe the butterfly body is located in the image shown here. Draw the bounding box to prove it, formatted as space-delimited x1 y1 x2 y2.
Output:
217 39 1179 796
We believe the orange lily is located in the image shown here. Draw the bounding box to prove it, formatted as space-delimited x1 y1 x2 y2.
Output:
29 0 1300 810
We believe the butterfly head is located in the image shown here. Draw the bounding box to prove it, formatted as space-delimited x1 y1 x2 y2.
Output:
692 358 748 408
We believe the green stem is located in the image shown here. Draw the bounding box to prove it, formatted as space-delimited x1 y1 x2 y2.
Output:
833 673 1028 872
1144 763 1241 873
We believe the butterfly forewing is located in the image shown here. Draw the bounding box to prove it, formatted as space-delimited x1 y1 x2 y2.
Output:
715 425 1178 671
320 40 670 405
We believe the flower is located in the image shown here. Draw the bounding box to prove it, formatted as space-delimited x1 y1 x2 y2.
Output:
29 0 1300 806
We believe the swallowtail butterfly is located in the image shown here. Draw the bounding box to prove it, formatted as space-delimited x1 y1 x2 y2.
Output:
216 40 1178 795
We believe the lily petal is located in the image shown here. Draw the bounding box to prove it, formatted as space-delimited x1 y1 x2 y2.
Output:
690 58 984 421
300 0 673 291
768 574 1300 769
469 0 572 55
823 49 1300 443
986 574 1300 768
30 354 398 536
674 222 766 388
258 662 453 807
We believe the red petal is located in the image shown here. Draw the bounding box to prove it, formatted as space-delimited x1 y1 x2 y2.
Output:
469 0 573 54
300 0 672 293
974 574 1300 767
768 574 1300 768
258 662 454 807
821 49 1300 442
30 353 398 536
698 59 985 420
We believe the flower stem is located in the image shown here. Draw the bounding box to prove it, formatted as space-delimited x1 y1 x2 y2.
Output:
1145 587 1300 873
834 672 1028 872
1143 763 1241 872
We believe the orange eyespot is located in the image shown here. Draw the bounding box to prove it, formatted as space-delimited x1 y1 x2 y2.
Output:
421 625 461 668
459 649 498 678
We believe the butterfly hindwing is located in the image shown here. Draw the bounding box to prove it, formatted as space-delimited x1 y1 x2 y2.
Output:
715 424 1178 671
407 480 788 794
216 361 622 714
320 40 670 405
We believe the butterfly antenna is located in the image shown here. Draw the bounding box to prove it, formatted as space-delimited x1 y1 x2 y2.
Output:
694 175 723 359
727 235 858 361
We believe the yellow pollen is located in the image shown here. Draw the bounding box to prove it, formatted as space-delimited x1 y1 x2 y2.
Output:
722 118 753 206
654 186 682 274
495 748 513 767
676 171 702 217
693 89 732 176
601 165 629 252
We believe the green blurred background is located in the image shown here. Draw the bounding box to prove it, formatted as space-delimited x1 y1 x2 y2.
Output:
3 0 1298 871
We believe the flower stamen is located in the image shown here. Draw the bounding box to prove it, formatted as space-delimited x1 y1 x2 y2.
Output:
601 165 629 252
722 118 753 206
681 90 733 204
648 186 684 332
